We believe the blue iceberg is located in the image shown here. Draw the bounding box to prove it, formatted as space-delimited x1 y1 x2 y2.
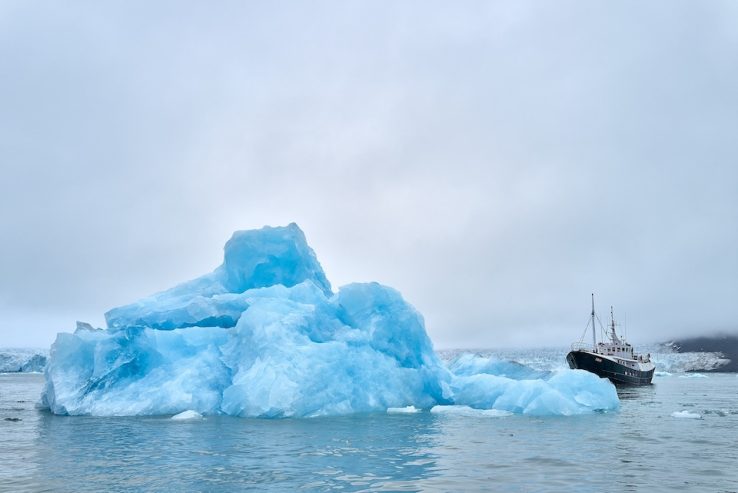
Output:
448 354 619 416
43 224 618 417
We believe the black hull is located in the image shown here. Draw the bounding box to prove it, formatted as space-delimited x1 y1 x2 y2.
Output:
567 350 654 385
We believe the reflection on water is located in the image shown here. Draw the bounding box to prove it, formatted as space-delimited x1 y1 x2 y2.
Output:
616 383 657 400
32 412 443 492
3 373 738 492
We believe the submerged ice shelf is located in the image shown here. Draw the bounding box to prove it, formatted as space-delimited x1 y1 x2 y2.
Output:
43 224 619 418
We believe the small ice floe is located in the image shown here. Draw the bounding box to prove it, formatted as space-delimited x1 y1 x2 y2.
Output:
654 371 672 377
387 406 421 414
671 410 702 419
171 410 203 421
678 373 708 379
430 405 513 418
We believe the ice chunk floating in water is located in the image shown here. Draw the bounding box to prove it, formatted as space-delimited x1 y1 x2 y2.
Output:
387 406 421 414
431 406 513 418
671 410 702 419
171 410 203 421
43 224 618 418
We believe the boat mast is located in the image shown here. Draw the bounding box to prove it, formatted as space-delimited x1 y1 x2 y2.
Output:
610 306 616 342
591 293 597 349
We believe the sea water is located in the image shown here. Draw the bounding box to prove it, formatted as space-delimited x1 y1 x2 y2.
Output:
2 368 738 492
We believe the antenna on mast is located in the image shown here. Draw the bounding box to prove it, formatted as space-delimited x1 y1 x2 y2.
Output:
591 293 597 350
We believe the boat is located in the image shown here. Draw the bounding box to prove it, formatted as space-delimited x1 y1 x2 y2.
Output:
566 294 655 385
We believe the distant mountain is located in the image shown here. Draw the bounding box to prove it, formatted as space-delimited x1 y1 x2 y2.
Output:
664 335 738 372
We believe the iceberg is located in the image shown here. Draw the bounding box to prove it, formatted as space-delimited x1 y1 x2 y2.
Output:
42 223 618 418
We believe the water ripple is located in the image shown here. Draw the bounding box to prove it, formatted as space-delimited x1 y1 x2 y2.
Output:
1 373 738 492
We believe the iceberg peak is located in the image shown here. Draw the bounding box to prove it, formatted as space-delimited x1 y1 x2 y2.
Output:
104 223 331 330
222 223 331 296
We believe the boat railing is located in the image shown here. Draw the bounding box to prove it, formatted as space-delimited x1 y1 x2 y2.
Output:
570 342 592 352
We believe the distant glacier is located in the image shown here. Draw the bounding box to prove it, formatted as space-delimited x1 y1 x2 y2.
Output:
0 348 47 373
3 344 728 375
437 345 731 374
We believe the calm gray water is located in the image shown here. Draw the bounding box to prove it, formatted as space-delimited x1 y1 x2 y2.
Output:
1 373 737 492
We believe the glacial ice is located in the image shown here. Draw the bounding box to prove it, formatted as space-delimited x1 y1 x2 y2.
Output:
671 410 702 419
448 354 617 416
430 405 513 418
649 349 728 373
0 348 48 373
171 410 203 420
104 224 331 330
387 406 421 414
42 223 619 418
448 353 550 380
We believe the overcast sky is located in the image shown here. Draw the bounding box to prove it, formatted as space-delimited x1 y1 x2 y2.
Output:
1 1 737 349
